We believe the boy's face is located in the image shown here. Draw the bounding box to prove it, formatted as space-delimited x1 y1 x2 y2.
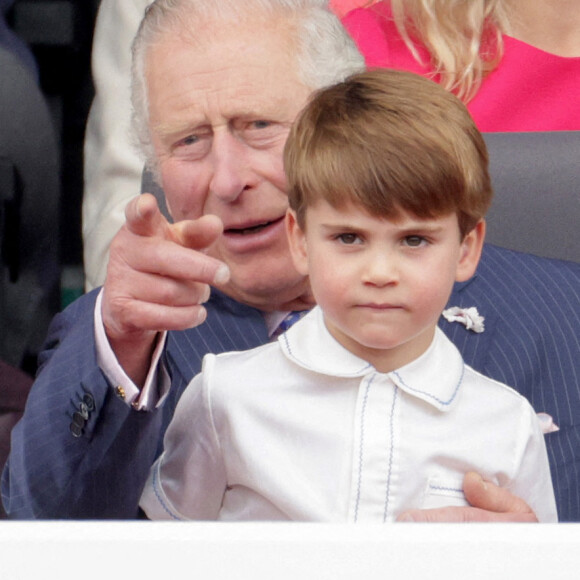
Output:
287 201 484 372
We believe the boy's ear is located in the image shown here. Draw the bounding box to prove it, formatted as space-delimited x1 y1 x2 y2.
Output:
285 209 309 276
455 219 486 282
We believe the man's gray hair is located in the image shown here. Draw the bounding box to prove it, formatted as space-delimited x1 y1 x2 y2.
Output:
131 0 365 169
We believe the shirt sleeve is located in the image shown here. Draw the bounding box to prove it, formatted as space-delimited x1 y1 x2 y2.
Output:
94 289 170 410
507 401 559 523
139 356 227 520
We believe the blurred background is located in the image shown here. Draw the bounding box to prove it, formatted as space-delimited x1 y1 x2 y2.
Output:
6 0 98 285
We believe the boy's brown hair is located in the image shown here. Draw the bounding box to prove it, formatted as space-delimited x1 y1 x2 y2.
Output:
284 68 493 238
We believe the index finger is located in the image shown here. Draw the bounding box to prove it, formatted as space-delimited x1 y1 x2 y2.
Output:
124 193 168 238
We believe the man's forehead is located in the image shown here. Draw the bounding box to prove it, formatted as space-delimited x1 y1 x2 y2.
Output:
158 8 298 53
161 89 295 132
146 20 308 123
150 13 301 75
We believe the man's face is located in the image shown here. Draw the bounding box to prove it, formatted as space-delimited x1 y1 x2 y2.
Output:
145 18 313 311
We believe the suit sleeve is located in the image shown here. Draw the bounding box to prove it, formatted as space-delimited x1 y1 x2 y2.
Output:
1 290 165 519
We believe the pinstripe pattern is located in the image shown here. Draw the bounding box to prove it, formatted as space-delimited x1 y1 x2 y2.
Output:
3 244 579 520
442 244 580 521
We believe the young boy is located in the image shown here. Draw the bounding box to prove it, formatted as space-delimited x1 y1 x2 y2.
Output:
139 69 557 523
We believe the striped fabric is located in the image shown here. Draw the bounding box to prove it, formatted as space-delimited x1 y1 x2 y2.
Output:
442 244 580 521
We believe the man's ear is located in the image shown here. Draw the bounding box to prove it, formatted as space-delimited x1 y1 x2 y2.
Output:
285 209 309 276
455 219 486 282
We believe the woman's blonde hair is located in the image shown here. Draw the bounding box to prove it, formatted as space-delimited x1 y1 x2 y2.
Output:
389 0 512 102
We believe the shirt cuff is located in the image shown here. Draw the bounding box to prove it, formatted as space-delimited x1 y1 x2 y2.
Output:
94 289 170 410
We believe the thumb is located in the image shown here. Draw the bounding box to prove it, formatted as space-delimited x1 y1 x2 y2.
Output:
463 471 534 516
171 214 224 251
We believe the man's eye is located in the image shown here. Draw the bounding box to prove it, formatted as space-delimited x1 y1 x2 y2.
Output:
180 135 199 146
172 133 210 159
337 233 361 245
252 120 271 129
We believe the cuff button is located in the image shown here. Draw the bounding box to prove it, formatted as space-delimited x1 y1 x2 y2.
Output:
69 422 83 438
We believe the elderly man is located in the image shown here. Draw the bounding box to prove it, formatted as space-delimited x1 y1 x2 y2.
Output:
82 0 373 292
3 0 580 520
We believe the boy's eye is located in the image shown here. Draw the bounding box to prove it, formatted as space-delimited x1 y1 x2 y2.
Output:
337 233 361 245
404 235 427 247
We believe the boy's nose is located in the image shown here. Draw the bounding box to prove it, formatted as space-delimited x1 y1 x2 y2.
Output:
362 250 399 287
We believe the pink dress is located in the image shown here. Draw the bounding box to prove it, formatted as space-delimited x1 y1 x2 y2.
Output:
342 2 580 131
330 0 373 18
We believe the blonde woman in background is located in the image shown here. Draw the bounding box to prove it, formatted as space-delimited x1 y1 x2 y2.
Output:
342 0 580 130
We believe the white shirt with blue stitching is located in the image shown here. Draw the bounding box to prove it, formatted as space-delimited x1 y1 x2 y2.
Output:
140 306 557 522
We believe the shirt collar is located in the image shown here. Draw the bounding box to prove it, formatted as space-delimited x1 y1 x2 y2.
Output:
279 306 464 412
264 310 291 338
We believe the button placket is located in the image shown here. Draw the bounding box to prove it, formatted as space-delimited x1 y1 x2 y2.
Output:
350 373 400 522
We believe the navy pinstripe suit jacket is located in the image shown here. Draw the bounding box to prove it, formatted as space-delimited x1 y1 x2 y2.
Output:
3 244 580 520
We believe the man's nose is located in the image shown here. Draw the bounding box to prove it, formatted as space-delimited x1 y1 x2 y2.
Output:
209 132 251 203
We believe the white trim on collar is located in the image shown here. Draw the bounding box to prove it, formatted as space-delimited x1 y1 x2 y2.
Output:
279 306 464 412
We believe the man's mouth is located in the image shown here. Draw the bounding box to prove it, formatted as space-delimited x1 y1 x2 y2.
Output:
225 216 284 236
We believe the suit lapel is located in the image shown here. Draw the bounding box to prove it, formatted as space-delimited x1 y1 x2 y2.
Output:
439 265 499 376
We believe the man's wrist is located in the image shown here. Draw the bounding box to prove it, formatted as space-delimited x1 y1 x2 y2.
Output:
94 289 169 410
